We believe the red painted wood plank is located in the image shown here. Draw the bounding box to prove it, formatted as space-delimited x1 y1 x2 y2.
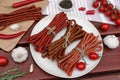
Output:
83 73 120 80
91 21 120 36
0 41 120 79
1 16 120 80
0 47 59 80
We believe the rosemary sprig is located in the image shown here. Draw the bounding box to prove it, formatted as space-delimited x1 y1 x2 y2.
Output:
0 67 27 80
1 67 19 76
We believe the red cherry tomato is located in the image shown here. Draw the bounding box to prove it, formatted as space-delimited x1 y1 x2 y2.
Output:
112 8 119 15
107 4 114 10
92 1 99 8
110 14 117 21
89 52 99 60
98 6 106 13
97 0 101 2
0 56 8 66
104 9 112 17
76 62 86 70
100 23 109 31
118 14 120 18
100 0 105 1
115 18 120 26
101 0 108 7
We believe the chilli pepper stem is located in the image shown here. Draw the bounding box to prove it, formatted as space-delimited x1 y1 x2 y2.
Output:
0 31 25 39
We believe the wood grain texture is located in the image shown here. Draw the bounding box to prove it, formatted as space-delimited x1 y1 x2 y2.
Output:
1 15 120 80
0 47 61 80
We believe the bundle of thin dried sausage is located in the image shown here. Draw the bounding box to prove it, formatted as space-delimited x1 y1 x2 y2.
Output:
0 5 41 30
58 33 102 76
43 20 86 60
29 12 69 53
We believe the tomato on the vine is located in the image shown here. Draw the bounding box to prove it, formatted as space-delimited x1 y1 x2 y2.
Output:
118 14 120 18
97 0 101 2
101 0 108 7
76 62 86 70
107 4 114 10
104 9 112 16
0 56 8 66
100 23 110 31
112 8 119 15
110 14 117 21
92 1 99 8
88 52 99 60
115 18 120 26
98 6 106 13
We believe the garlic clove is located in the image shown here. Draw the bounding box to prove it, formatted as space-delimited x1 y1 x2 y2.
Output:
29 64 34 73
9 24 21 31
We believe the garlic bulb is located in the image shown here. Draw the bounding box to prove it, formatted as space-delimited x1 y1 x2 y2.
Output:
10 24 21 31
11 47 28 63
103 35 119 49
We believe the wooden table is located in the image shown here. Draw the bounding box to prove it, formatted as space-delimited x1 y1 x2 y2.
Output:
0 15 120 80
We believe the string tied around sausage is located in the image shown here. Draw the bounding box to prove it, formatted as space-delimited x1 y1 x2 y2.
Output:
75 47 85 59
62 20 76 48
63 27 71 48
46 26 56 36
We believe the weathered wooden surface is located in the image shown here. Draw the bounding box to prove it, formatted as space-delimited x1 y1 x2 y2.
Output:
0 16 120 80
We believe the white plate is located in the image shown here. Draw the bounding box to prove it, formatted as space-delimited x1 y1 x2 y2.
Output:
30 14 103 78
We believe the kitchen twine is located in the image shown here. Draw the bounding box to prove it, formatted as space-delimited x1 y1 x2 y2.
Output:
75 47 85 59
62 20 76 48
46 26 56 36
62 27 71 48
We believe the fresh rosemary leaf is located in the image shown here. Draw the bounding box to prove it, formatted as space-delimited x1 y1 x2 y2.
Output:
0 67 27 80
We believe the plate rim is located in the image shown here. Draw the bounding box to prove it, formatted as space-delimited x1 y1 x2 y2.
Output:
29 13 103 78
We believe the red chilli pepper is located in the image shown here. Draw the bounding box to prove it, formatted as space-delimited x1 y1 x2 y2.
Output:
86 10 95 15
78 7 86 11
12 0 43 8
0 31 25 39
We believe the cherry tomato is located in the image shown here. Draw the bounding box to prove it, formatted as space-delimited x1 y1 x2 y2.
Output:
0 56 8 66
115 18 120 26
107 4 114 10
76 62 86 70
98 6 106 13
101 0 108 7
92 1 99 8
110 14 117 21
100 23 109 31
104 9 112 17
100 0 106 1
118 14 120 18
112 8 119 15
97 0 101 2
89 52 99 60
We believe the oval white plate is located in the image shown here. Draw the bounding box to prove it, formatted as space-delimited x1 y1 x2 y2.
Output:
30 14 103 78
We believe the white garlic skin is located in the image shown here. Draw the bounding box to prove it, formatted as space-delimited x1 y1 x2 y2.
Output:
103 35 119 49
11 47 28 63
29 64 34 73
10 24 21 31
